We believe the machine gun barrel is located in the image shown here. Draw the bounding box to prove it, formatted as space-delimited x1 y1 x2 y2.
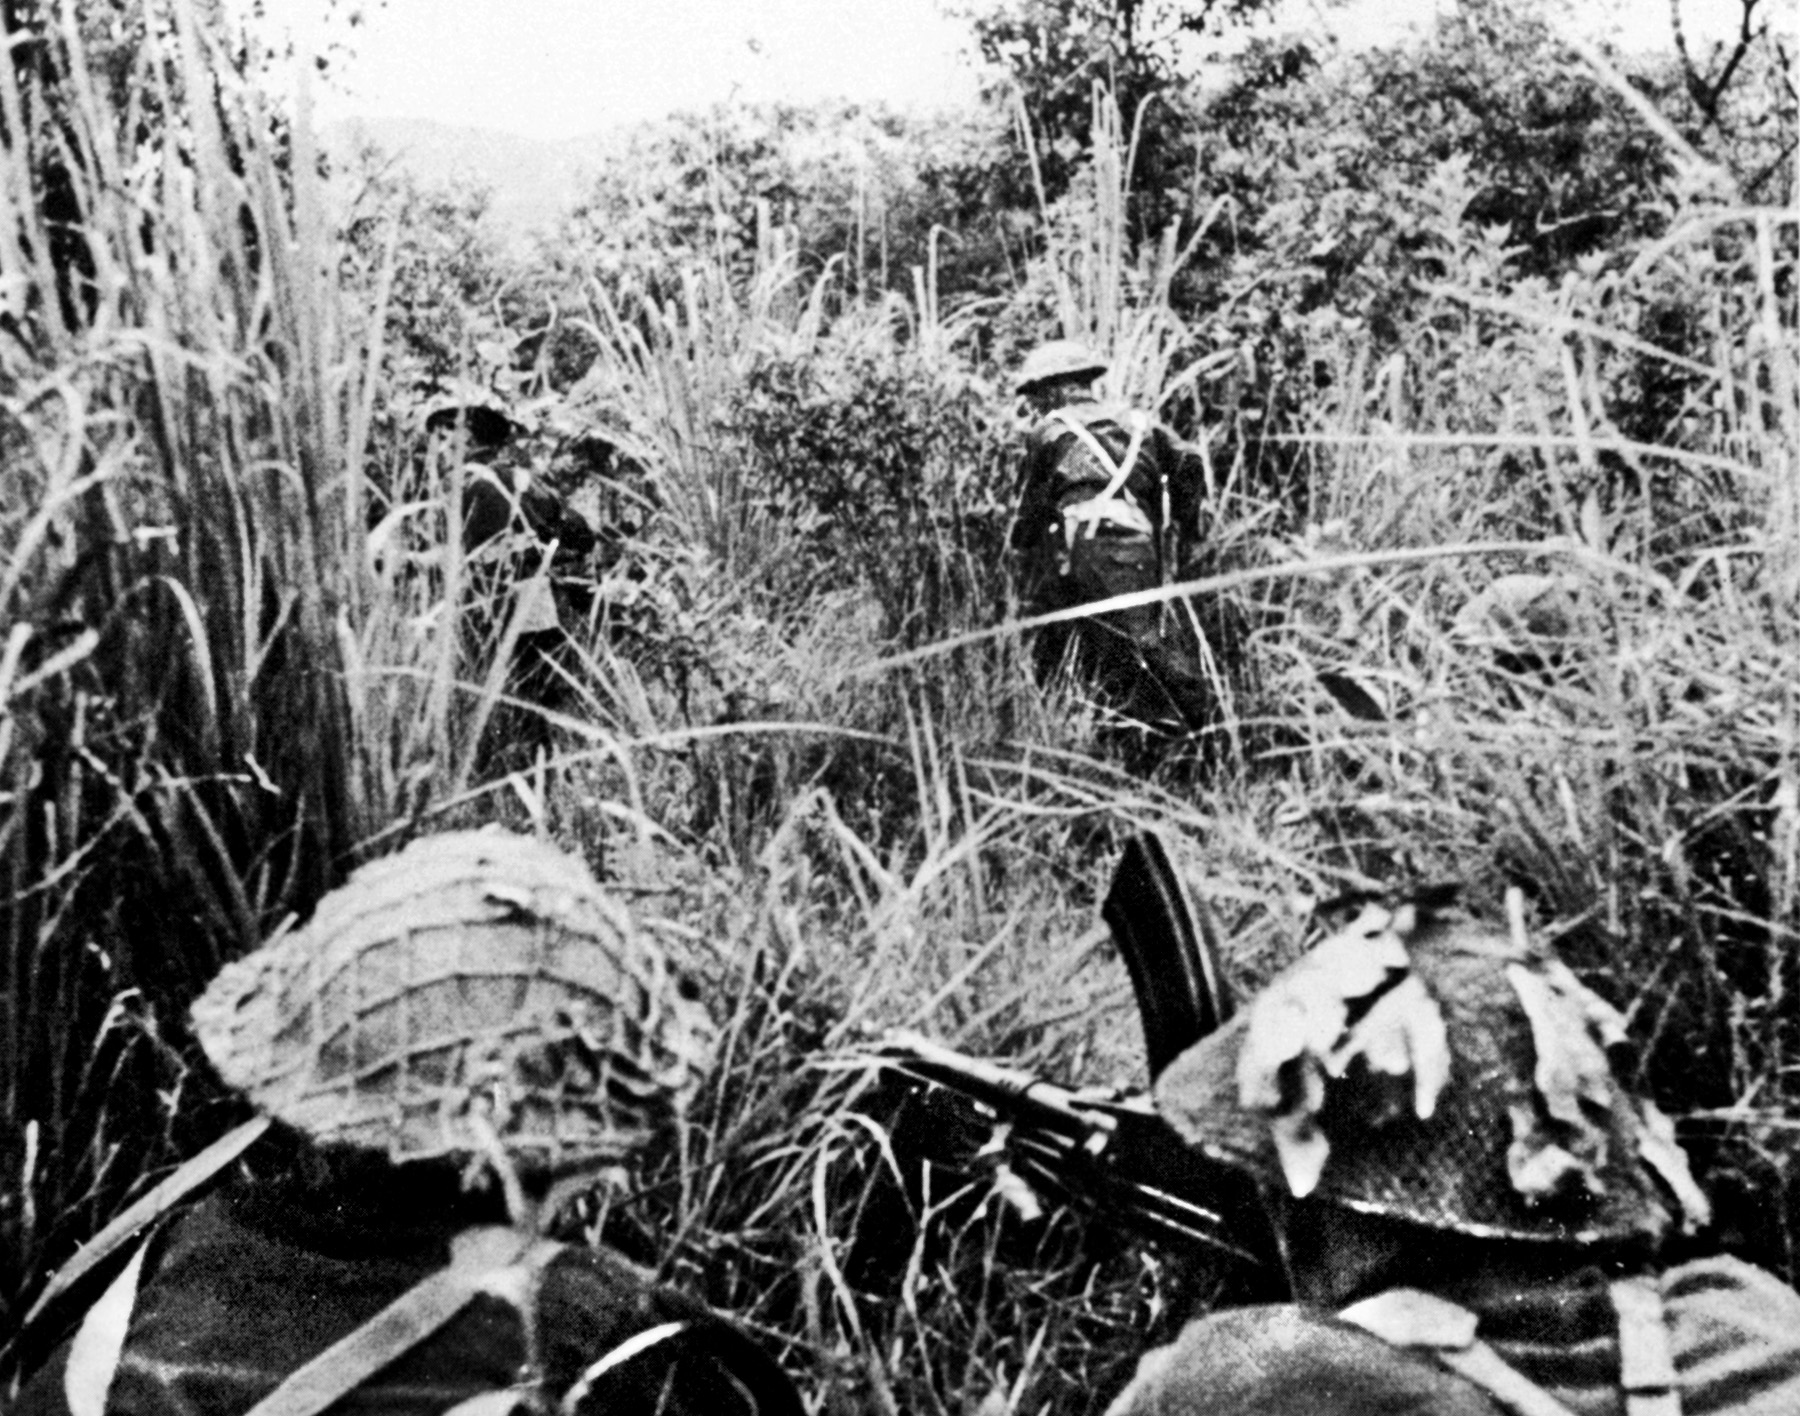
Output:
878 1030 1113 1141
867 829 1273 1271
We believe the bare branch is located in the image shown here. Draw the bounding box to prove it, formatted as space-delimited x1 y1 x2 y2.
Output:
1672 0 1768 131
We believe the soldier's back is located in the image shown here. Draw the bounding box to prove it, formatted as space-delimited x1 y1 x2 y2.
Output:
1105 1258 1800 1416
16 1189 799 1416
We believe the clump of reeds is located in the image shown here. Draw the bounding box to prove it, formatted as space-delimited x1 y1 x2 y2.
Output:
0 0 532 1370
1232 115 1800 1273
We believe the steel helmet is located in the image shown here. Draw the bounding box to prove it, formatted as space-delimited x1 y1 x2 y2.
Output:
192 830 717 1178
421 379 521 451
1014 340 1108 396
1153 896 1711 1246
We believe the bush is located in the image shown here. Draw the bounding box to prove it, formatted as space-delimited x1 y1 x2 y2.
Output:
733 336 1013 644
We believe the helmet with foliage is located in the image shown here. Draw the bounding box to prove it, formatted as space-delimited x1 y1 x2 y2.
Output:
1154 895 1711 1245
1014 339 1108 396
191 830 716 1178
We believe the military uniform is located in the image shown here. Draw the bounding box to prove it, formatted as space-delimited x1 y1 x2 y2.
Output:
1008 346 1216 731
422 395 607 759
1106 895 1800 1416
1107 1256 1800 1415
16 1187 800 1416
13 833 800 1416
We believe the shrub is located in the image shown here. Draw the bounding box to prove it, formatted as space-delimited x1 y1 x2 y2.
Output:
732 334 1013 645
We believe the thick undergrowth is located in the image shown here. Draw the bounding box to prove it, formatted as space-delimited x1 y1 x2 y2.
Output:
1 2 1795 1410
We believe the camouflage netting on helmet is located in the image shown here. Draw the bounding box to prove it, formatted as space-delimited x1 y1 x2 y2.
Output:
192 830 717 1176
1154 900 1712 1245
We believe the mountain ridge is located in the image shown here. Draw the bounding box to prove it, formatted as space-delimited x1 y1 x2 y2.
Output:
323 116 616 238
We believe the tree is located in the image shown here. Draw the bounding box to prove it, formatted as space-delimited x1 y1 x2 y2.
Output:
559 100 1027 308
1667 0 1796 199
1 0 354 338
962 0 1199 237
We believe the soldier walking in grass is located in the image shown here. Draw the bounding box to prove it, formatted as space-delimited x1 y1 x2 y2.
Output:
1008 340 1225 738
1104 892 1800 1415
14 831 801 1416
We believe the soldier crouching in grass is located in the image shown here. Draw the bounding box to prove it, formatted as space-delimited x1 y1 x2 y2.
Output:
15 830 801 1416
1106 893 1800 1416
1008 340 1234 751
422 389 606 769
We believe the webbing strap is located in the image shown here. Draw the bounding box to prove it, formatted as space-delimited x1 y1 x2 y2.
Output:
1059 497 1153 543
1611 1277 1682 1416
1339 1288 1581 1416
1047 409 1154 532
1432 1342 1587 1416
560 1320 690 1413
243 1228 564 1416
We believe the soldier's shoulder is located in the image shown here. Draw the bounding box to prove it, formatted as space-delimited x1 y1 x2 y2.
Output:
1071 398 1145 427
1065 402 1197 454
1661 1255 1800 1416
1104 1303 1506 1416
541 1244 804 1416
1663 1253 1800 1350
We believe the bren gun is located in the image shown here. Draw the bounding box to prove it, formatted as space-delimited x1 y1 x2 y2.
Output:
873 830 1273 1269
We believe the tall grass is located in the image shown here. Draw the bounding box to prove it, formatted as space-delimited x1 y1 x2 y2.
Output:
0 0 543 1371
573 241 808 592
1236 139 1800 1270
3 7 1797 1413
1 2 333 1358
1024 87 1226 418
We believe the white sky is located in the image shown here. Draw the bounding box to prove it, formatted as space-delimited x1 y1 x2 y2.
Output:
240 0 1779 143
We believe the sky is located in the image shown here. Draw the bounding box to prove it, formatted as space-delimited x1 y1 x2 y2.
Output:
248 0 982 138
239 0 1778 143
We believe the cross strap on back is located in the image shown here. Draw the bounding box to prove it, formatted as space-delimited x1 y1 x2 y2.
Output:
1610 1276 1680 1416
1340 1280 1683 1416
1338 1288 1579 1416
1047 408 1154 516
244 1227 565 1416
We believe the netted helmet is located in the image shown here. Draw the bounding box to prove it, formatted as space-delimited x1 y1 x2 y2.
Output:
1014 339 1108 396
192 831 717 1178
1154 897 1711 1245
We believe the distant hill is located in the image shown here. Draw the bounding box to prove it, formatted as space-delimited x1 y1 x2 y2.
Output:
323 117 616 240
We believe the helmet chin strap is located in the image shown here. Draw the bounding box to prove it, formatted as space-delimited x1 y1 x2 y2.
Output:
1261 1188 1415 1309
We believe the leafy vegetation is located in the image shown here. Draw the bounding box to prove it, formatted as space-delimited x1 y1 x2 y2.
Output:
2 0 1797 1410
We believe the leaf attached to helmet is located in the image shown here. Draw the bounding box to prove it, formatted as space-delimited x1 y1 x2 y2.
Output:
1503 961 1631 1205
1635 1096 1713 1233
1234 903 1453 1198
1331 974 1452 1124
1499 942 1710 1232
